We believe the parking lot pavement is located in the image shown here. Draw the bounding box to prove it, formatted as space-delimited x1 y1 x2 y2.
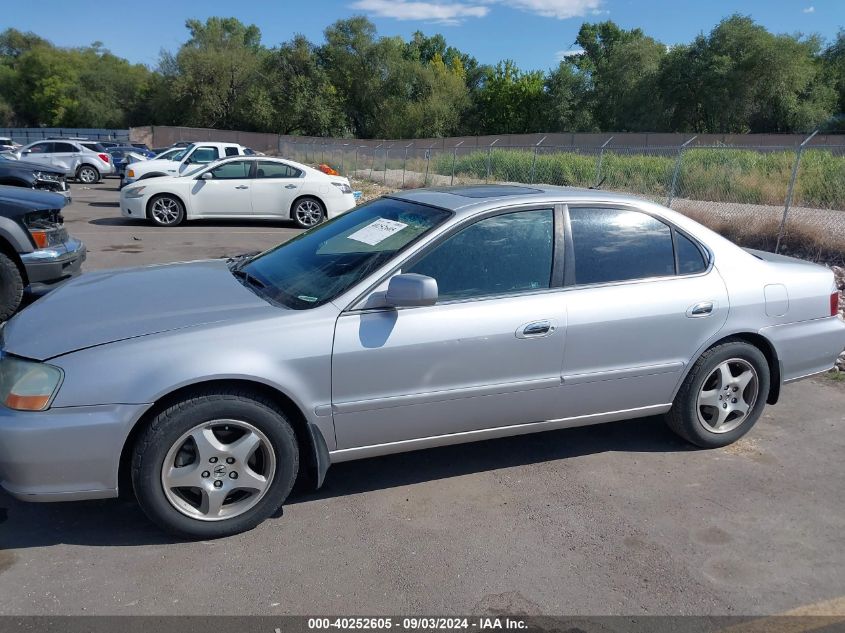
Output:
1 179 845 616
61 180 302 271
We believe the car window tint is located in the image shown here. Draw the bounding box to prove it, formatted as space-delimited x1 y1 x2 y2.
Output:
55 142 79 153
28 143 52 153
407 209 554 301
224 146 239 157
256 161 301 179
676 232 707 274
209 161 251 179
569 208 675 285
191 147 219 163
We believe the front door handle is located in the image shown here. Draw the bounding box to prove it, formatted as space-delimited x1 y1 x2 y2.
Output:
516 319 555 339
687 301 714 317
235 185 249 190
285 184 297 189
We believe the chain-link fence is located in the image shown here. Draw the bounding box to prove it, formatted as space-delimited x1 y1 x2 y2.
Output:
280 135 845 260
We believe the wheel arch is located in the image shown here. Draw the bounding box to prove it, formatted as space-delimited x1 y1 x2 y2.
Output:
117 378 330 500
680 332 782 406
0 232 28 284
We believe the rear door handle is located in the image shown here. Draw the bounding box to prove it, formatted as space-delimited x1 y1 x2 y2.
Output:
235 185 249 190
285 184 297 189
516 319 555 339
687 301 714 317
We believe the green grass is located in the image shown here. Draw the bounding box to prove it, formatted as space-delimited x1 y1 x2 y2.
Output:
428 147 845 209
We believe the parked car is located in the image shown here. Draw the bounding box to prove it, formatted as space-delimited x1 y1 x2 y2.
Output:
0 137 20 152
120 156 356 228
11 140 115 183
0 155 71 200
153 147 184 160
0 186 85 319
108 146 157 181
122 142 247 187
130 143 152 152
0 185 842 538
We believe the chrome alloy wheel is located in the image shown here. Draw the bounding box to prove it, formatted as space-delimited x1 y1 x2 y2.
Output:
294 199 323 227
150 197 181 225
696 358 759 434
78 166 98 183
160 420 277 521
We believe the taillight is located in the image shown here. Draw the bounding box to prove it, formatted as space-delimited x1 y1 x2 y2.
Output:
98 153 110 163
832 292 840 317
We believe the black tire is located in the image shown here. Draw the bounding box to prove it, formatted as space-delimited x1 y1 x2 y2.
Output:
292 197 326 229
76 164 100 184
131 389 299 539
147 194 185 227
0 252 24 321
665 341 770 448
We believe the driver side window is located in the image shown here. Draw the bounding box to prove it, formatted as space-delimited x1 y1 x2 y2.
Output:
406 209 554 302
190 147 219 164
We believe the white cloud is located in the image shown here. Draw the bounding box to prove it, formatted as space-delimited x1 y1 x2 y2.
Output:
802 5 815 12
491 0 604 20
555 47 585 61
350 0 490 24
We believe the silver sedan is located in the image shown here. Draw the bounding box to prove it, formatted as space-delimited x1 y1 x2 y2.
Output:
1 185 843 538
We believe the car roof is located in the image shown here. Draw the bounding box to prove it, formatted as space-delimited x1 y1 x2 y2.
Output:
390 185 653 215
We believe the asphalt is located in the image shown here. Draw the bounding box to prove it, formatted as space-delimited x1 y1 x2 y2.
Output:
1 181 844 616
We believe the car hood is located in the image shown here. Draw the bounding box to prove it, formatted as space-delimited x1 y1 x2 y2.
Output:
0 185 68 211
129 158 180 176
3 259 278 360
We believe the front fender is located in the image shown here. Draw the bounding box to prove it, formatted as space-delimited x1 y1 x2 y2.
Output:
0 216 34 253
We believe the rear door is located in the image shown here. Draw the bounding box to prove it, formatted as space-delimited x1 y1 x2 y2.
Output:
52 142 83 173
250 161 302 217
189 159 254 216
559 205 729 416
331 206 569 449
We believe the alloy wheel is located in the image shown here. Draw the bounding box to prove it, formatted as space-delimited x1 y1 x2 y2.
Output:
78 167 97 183
160 420 277 521
696 358 759 434
151 197 181 225
294 200 323 227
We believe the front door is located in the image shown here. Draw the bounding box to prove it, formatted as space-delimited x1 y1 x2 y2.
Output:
331 207 568 449
189 160 254 216
20 142 54 169
559 206 729 416
250 160 302 217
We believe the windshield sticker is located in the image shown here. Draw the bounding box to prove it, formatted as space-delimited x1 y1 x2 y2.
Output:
346 219 408 246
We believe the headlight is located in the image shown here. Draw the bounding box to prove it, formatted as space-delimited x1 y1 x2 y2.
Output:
0 355 63 411
33 171 59 182
123 186 146 198
332 181 353 194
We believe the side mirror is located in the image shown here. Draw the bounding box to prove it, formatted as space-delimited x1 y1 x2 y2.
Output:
200 172 213 180
385 273 438 308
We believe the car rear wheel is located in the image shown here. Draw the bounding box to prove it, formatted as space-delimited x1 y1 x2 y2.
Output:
665 341 770 448
76 165 100 184
292 197 325 229
0 253 24 321
131 389 299 539
148 195 185 227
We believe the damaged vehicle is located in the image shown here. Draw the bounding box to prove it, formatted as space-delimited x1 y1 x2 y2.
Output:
0 186 86 319
0 186 842 539
0 154 71 200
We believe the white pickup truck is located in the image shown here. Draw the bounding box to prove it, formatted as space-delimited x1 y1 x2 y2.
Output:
123 142 251 187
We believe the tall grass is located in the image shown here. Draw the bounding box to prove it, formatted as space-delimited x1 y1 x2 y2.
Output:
431 147 845 209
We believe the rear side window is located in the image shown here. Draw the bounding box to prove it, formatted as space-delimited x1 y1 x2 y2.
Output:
407 209 554 301
224 146 240 157
676 232 707 274
569 207 675 285
256 161 301 179
54 142 79 153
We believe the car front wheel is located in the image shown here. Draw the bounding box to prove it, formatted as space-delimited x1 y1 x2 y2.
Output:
665 341 770 448
131 389 299 538
147 194 185 227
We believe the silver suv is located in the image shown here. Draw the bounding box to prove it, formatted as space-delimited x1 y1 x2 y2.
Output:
12 140 115 184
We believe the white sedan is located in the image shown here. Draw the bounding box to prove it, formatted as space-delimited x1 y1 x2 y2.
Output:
119 157 356 228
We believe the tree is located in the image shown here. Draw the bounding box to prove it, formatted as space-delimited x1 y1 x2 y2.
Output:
544 62 594 132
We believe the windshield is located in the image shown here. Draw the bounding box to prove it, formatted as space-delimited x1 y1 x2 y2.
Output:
171 145 194 161
239 198 451 310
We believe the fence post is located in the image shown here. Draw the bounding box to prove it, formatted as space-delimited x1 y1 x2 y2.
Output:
451 141 464 186
402 142 413 188
667 136 697 207
486 139 500 183
529 136 546 184
384 146 390 184
353 148 359 177
776 130 818 254
424 145 433 186
595 136 614 187
369 144 381 181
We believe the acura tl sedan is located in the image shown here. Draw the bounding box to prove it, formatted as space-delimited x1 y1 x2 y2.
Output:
120 156 356 229
1 185 843 538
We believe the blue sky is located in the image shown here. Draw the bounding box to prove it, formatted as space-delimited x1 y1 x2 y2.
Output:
5 0 843 71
